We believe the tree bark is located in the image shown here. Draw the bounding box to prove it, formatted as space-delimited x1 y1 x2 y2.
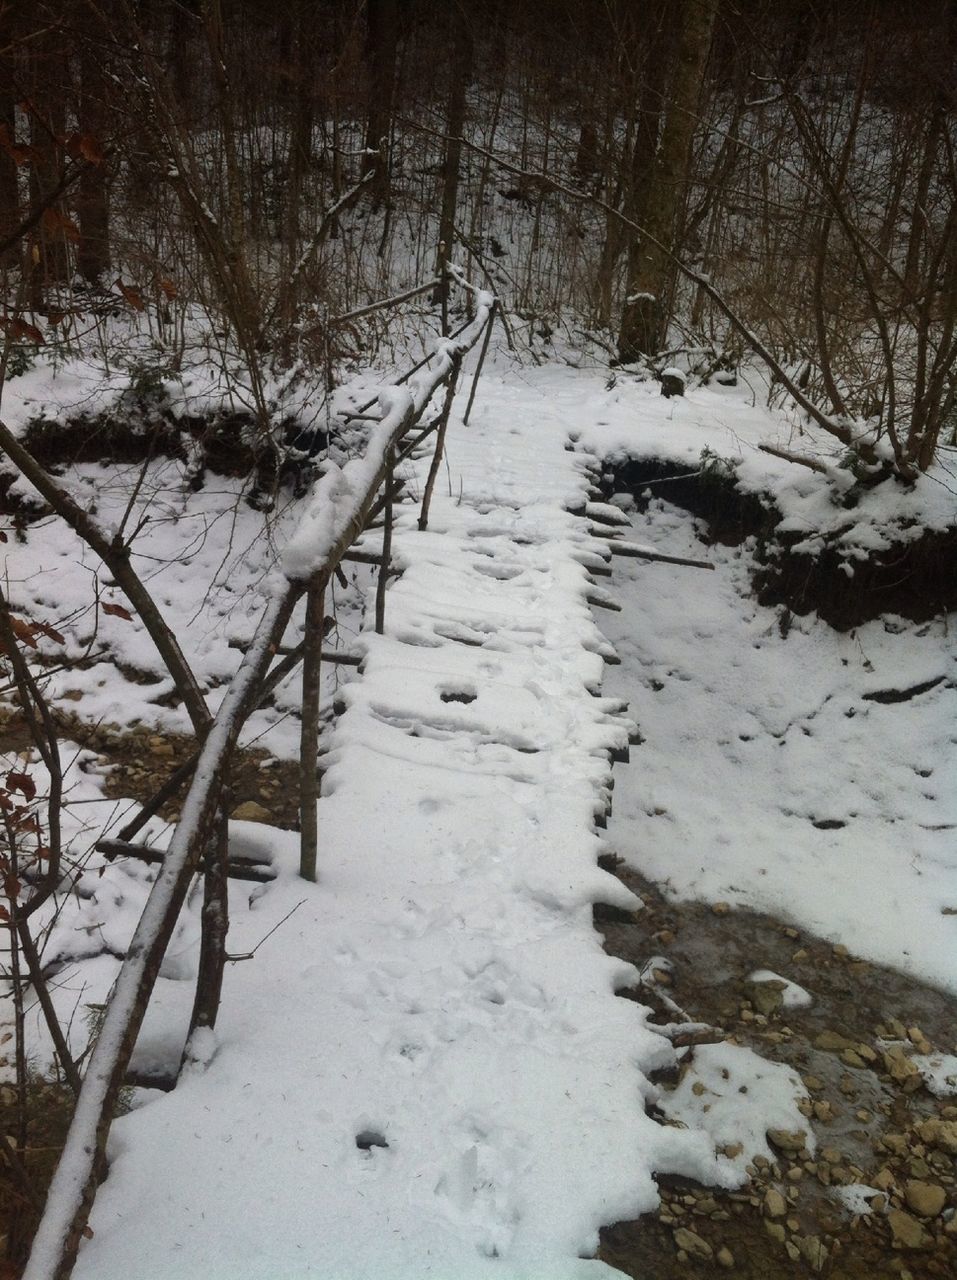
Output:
0 4 19 270
362 0 399 205
76 22 111 285
434 8 473 288
618 0 718 362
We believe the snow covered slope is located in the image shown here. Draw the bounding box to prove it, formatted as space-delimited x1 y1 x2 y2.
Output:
69 378 738 1280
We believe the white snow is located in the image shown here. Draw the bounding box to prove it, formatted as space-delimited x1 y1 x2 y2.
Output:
4 339 955 1277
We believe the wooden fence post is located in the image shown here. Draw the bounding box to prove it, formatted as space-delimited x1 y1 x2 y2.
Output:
418 353 461 531
375 450 395 634
298 582 324 882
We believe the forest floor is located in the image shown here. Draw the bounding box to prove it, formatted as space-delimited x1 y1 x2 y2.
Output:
2 348 955 1278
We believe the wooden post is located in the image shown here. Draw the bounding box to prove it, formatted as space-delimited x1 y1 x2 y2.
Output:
299 582 324 882
185 802 230 1049
375 450 395 634
462 301 496 425
418 353 461 531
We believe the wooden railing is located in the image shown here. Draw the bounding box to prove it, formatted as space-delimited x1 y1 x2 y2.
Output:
24 272 497 1280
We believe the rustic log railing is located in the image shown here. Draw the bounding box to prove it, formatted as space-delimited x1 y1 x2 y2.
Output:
24 273 496 1280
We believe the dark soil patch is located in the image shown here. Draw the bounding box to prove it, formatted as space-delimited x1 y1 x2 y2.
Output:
0 705 303 830
598 458 957 628
594 860 957 1279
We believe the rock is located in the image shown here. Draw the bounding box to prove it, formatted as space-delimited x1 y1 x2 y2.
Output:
916 1118 957 1154
764 1188 787 1218
767 1128 807 1153
883 1047 922 1089
660 368 686 398
873 1167 896 1191
672 1227 712 1259
887 1209 933 1250
797 1236 829 1273
764 1221 786 1243
231 800 272 823
716 1245 734 1269
722 1142 743 1159
711 901 731 915
903 1180 946 1218
814 1030 854 1052
802 1075 825 1092
841 1049 866 1069
747 980 786 1016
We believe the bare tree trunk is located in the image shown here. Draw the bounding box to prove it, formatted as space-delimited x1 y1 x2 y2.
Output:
76 23 111 285
434 9 473 294
618 0 718 362
362 0 398 206
0 5 19 270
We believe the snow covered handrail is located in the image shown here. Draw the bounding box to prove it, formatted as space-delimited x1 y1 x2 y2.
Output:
282 282 494 581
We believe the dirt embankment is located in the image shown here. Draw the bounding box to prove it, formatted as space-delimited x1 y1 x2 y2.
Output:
600 458 957 629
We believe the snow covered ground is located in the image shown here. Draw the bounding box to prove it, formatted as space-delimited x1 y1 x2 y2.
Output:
4 347 954 1276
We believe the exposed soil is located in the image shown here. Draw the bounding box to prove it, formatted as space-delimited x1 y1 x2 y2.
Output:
594 863 957 1279
600 459 957 628
0 704 304 830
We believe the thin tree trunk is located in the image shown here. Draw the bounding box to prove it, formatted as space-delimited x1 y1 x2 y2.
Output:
362 0 398 206
618 0 718 362
76 25 111 285
434 9 473 299
0 5 19 271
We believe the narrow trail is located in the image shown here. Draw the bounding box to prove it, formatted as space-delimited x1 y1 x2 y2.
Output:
70 378 730 1280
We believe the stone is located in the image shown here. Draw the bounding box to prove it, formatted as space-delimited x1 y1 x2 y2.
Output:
873 1168 896 1191
814 1029 855 1051
792 948 809 961
231 800 272 822
716 1246 734 1269
762 1126 808 1157
796 1235 829 1272
767 1128 808 1153
711 901 731 915
765 1221 786 1243
903 1181 946 1218
660 369 686 398
764 1188 787 1218
887 1209 933 1250
802 1075 825 1092
883 1047 922 1089
841 1049 866 1069
672 1227 712 1259
916 1119 957 1155
747 979 787 1016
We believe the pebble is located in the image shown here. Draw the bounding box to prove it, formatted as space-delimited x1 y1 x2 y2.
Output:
815 1030 855 1052
716 1245 734 1268
711 901 731 915
672 1227 712 1259
231 800 272 822
916 1118 957 1154
765 1188 787 1218
887 1208 933 1250
903 1180 946 1218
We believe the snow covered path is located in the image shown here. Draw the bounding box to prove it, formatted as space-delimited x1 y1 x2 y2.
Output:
72 378 732 1280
